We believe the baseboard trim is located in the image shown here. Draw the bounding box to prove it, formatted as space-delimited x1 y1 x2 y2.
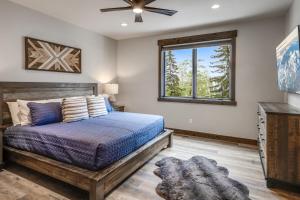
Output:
170 128 257 146
266 178 300 193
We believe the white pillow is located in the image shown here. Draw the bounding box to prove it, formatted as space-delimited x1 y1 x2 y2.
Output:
86 96 108 117
17 98 63 126
7 102 21 126
17 99 46 126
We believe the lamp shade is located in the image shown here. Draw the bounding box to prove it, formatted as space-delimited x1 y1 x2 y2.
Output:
104 84 119 95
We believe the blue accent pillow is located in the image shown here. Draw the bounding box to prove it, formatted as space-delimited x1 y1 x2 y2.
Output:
104 97 114 112
28 102 62 126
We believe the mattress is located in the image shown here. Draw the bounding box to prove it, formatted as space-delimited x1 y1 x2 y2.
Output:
4 112 164 170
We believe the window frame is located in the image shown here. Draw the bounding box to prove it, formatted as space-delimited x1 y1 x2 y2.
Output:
158 30 237 106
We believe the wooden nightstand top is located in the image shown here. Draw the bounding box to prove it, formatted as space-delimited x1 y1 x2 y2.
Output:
0 124 10 131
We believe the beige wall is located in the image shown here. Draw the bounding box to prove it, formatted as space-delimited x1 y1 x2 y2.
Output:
117 17 285 140
0 0 117 85
285 0 300 107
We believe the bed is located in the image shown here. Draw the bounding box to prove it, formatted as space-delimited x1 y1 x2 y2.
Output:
0 82 173 200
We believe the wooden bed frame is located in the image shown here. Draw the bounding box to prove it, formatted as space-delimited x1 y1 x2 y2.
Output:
0 82 173 200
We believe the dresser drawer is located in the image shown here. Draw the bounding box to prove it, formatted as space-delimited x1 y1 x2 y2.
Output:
258 126 266 141
258 106 267 134
258 139 267 176
258 133 266 151
257 105 267 177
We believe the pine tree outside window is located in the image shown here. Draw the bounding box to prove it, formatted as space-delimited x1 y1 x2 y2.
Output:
158 30 237 105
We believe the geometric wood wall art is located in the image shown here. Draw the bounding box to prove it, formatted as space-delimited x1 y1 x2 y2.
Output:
25 37 81 73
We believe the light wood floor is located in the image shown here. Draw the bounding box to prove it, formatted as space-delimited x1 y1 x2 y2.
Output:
1 135 300 200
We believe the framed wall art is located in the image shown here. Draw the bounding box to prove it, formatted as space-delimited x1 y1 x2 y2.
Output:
25 37 81 73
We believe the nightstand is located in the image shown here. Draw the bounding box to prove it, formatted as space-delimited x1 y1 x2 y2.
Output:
112 104 125 112
0 125 9 169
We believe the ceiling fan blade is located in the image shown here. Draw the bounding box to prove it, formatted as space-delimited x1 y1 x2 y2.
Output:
135 13 143 23
100 6 132 12
144 7 177 16
123 0 133 6
144 0 156 5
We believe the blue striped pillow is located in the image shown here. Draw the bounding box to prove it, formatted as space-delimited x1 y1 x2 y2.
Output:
62 97 89 122
87 96 108 117
28 102 62 126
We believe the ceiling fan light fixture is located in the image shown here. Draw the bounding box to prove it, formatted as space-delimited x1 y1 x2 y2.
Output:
100 0 178 23
133 7 143 14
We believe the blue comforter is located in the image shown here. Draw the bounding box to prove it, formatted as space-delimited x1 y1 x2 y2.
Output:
4 112 164 170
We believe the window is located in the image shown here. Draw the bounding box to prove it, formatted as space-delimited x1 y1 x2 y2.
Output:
164 49 193 97
158 30 237 105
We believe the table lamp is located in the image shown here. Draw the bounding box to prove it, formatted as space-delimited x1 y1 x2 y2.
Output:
104 83 119 103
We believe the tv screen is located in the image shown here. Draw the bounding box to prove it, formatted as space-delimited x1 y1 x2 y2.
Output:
276 25 300 94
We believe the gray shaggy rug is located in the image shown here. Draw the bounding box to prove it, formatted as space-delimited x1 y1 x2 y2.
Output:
154 156 251 200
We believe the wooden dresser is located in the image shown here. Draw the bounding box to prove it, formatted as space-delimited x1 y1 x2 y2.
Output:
258 102 300 189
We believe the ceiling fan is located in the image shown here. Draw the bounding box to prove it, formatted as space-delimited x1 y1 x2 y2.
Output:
100 0 178 23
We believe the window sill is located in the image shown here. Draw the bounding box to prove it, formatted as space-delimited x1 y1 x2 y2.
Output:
157 97 237 106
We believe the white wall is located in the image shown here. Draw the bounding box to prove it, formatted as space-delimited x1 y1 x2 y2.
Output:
117 17 285 140
0 0 117 84
285 0 300 107
0 0 287 140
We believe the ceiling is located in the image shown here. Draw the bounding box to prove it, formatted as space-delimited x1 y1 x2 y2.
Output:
9 0 293 40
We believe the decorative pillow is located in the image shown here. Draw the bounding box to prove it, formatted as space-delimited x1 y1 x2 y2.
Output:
7 102 21 126
62 97 89 122
104 96 114 112
28 102 62 126
17 98 63 126
87 96 108 117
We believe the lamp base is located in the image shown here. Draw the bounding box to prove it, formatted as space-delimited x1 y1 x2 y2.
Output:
108 95 117 103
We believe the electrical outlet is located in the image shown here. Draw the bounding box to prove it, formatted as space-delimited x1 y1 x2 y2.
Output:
188 118 193 124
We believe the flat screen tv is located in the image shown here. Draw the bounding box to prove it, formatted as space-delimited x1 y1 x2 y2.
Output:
276 25 300 94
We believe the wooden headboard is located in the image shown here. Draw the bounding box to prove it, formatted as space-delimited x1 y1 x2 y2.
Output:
0 82 98 126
